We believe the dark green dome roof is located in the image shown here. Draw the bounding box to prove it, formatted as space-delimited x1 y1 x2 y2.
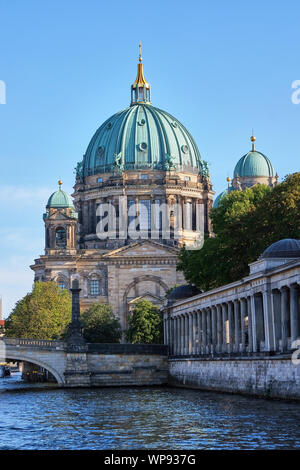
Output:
234 150 274 178
168 284 201 303
47 188 75 209
82 104 205 177
261 239 300 259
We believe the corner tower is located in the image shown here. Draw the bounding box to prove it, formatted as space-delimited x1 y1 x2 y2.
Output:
43 181 78 254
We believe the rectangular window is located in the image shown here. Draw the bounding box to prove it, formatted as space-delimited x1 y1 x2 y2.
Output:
141 174 148 180
139 200 151 230
90 280 100 296
97 178 103 183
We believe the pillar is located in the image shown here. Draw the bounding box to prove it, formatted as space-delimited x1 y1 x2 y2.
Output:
272 289 281 351
192 312 197 355
216 305 222 354
201 309 207 354
197 310 201 355
228 302 234 353
280 286 289 352
180 315 185 356
246 297 253 353
240 298 247 353
222 303 228 353
206 308 211 354
234 299 241 353
188 312 193 355
290 284 300 344
211 306 217 354
184 314 189 355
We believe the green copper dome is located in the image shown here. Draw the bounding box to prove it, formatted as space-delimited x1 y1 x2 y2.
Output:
234 150 274 178
81 104 205 177
47 188 75 209
213 188 230 208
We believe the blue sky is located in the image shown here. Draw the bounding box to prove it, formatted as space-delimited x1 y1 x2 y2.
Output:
0 0 299 317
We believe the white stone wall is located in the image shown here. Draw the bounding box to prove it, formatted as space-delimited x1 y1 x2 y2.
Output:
169 358 300 399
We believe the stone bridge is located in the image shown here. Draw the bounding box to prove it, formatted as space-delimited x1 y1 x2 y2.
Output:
1 338 168 387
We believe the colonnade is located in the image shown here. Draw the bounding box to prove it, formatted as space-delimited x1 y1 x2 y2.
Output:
164 283 300 356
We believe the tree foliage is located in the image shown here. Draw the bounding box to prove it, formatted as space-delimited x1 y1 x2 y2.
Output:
177 173 300 291
5 281 72 339
81 303 121 343
126 300 163 344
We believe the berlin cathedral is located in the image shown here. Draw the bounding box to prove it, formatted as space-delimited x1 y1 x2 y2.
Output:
30 45 278 333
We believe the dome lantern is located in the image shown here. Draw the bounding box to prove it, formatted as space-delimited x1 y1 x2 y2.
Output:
130 42 151 106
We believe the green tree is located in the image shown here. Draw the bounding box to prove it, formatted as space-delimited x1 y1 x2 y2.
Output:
177 173 300 291
5 281 72 339
126 300 163 344
81 303 121 343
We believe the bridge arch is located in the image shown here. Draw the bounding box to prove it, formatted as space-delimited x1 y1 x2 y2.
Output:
4 352 65 386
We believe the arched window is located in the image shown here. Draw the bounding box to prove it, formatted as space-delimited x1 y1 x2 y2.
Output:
57 276 68 291
55 227 66 248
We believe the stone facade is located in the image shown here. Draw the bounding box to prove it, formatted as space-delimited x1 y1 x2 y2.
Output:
31 240 185 331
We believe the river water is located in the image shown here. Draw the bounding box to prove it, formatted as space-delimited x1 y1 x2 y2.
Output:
0 372 299 450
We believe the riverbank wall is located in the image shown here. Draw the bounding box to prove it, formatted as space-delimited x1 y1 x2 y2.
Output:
168 356 300 400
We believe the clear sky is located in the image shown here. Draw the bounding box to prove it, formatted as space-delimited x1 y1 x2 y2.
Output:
0 0 299 317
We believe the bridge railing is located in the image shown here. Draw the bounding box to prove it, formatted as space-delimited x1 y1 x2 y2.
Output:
3 338 66 350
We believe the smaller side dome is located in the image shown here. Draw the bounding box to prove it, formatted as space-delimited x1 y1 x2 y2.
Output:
168 284 201 303
260 239 300 259
46 182 75 209
234 151 274 178
213 188 229 208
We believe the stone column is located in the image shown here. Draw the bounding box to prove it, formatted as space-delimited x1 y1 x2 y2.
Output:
197 310 201 355
188 312 193 355
234 299 241 353
180 315 185 356
201 309 207 354
185 314 189 355
250 295 258 353
262 287 275 352
192 312 197 355
240 298 247 352
206 308 211 354
228 302 234 353
170 317 174 354
67 279 86 352
216 305 222 354
280 286 289 352
211 306 217 355
290 284 300 344
222 303 228 353
177 317 181 355
247 296 253 353
272 289 281 351
163 318 167 345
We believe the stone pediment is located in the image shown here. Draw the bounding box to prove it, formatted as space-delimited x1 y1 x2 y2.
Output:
103 240 179 258
128 292 164 304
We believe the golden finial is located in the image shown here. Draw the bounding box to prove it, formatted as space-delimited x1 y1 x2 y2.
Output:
250 130 256 151
131 42 151 105
58 180 63 189
226 176 231 188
